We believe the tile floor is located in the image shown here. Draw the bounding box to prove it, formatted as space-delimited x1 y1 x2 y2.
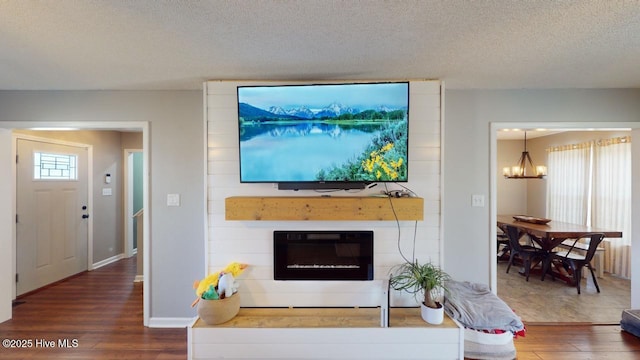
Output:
497 261 631 324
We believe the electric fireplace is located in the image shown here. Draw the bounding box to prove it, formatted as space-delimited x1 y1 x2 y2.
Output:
274 230 374 280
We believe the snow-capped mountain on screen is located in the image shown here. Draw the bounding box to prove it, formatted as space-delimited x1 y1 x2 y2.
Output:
269 105 316 119
313 102 358 118
240 101 403 120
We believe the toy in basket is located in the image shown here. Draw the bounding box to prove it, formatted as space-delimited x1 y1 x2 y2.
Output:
191 262 248 325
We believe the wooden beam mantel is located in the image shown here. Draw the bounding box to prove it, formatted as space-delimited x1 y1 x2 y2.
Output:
225 196 424 221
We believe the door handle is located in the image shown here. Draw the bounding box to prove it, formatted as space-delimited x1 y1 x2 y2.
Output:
82 214 90 219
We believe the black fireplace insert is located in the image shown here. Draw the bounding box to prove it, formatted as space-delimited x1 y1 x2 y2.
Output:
274 230 374 281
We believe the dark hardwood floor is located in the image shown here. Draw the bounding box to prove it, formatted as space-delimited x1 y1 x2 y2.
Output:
0 256 186 359
514 325 640 359
1 256 639 359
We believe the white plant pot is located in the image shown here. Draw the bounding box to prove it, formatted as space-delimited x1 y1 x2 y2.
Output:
421 302 444 325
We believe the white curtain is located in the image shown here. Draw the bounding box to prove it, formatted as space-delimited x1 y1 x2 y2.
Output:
592 137 632 278
546 142 592 225
546 136 632 278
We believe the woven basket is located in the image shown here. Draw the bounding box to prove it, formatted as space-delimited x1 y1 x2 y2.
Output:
197 293 240 325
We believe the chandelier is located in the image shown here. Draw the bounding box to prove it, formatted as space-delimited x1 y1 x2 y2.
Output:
502 132 547 179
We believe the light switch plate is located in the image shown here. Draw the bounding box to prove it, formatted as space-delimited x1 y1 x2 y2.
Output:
167 193 180 207
471 194 485 207
102 188 112 196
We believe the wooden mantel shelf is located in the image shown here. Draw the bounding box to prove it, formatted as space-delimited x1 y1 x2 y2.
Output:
225 196 424 221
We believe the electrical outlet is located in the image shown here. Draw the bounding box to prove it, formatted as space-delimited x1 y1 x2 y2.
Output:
167 193 180 207
471 194 485 207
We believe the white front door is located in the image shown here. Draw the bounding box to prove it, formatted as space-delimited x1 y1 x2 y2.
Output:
16 138 89 295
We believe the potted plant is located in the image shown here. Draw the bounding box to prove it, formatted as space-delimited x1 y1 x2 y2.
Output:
389 259 450 324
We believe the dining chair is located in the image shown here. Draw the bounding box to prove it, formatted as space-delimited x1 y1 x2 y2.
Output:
542 233 605 294
504 225 548 281
497 227 510 260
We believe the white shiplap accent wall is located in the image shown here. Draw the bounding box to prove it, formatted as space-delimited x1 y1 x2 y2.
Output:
206 80 441 307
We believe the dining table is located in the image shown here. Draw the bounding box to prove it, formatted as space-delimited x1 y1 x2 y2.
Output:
497 215 622 252
497 215 623 284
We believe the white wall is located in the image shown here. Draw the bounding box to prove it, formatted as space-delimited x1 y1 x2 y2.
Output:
496 140 528 215
206 80 441 307
633 129 640 308
0 129 12 322
444 89 640 309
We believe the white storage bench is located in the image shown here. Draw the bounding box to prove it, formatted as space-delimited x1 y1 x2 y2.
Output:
188 307 464 360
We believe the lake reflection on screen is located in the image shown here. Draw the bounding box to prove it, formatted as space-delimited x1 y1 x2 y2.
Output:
240 123 375 182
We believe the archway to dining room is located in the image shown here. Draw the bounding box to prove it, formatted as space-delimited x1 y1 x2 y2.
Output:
490 123 638 324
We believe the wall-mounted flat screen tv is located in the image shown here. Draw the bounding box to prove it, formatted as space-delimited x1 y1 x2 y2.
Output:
237 82 409 190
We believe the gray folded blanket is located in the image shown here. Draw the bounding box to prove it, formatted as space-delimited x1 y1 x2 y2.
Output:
444 280 524 334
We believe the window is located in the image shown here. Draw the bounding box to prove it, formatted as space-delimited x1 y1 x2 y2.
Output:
546 136 631 278
33 152 78 180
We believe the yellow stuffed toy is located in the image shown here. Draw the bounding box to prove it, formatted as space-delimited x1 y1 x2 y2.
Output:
191 262 248 307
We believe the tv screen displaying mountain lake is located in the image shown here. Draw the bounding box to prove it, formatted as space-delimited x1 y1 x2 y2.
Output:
237 83 409 182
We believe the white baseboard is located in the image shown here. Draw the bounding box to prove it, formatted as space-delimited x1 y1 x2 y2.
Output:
133 275 143 283
149 316 196 328
92 253 125 270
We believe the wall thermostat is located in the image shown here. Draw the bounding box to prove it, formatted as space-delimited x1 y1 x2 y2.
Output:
105 173 111 184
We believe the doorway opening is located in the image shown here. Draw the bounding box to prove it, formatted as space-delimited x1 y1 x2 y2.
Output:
0 121 150 326
491 123 637 324
124 149 143 283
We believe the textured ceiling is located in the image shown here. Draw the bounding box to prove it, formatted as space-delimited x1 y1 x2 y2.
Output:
1 0 639 90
